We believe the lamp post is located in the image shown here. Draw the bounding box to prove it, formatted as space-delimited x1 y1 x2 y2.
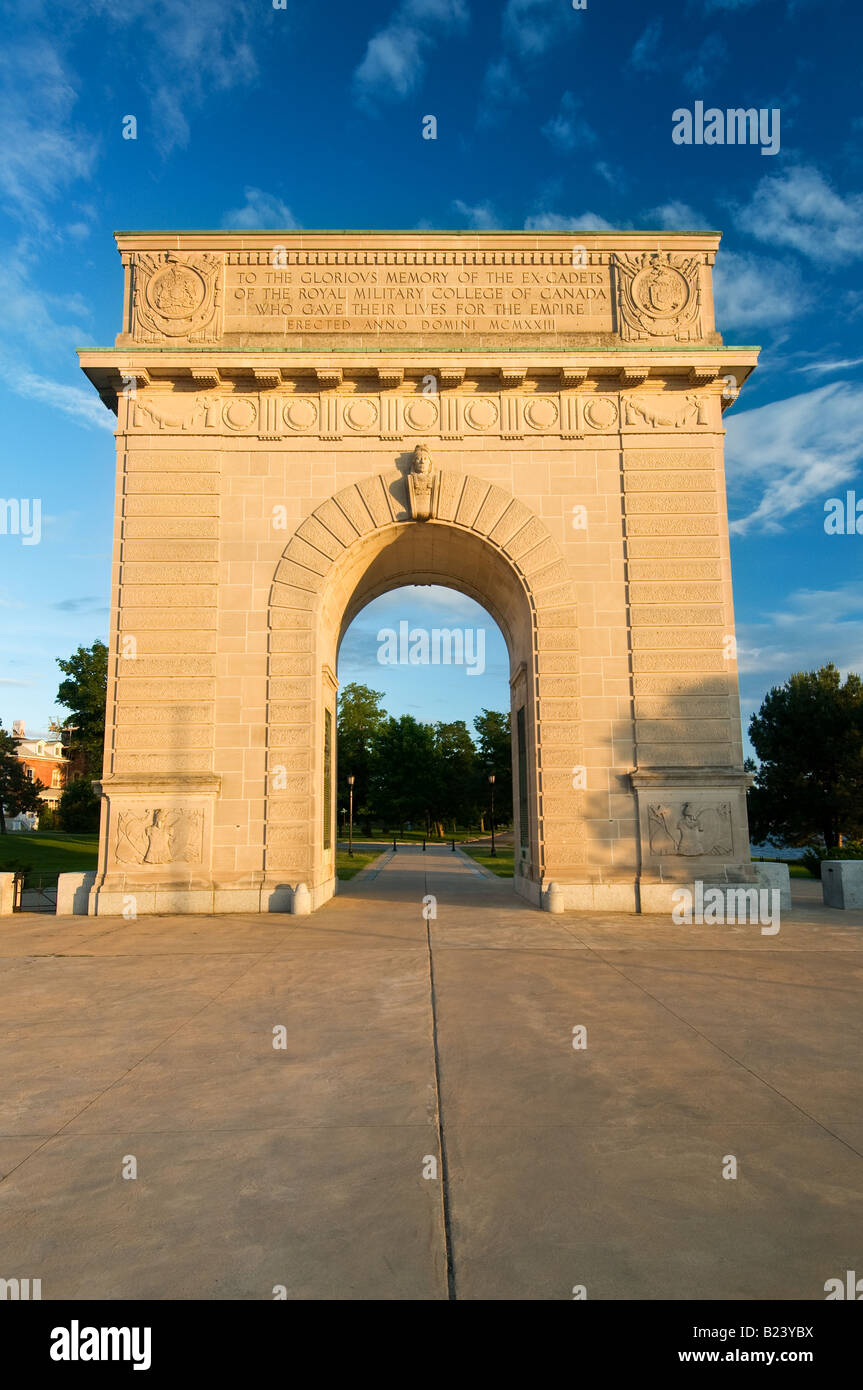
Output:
347 774 355 857
488 773 496 857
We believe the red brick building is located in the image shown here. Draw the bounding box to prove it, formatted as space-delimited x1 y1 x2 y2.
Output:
7 721 68 828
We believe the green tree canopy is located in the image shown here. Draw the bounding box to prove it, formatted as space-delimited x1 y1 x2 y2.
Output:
56 640 108 777
336 683 388 825
0 725 44 833
473 708 513 820
747 663 863 848
369 714 437 829
57 778 101 833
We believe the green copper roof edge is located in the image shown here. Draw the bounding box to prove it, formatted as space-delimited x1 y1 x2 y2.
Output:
77 345 760 355
113 228 723 237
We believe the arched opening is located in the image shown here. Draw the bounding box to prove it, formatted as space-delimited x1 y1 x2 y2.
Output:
335 583 513 867
266 467 586 912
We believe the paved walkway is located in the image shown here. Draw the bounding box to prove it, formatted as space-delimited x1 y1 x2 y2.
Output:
2 847 862 1300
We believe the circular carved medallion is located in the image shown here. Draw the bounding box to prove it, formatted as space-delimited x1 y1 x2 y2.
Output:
146 264 207 320
403 397 439 432
343 398 379 431
463 397 499 430
222 397 257 431
631 263 690 323
523 397 559 430
582 396 618 430
283 398 318 431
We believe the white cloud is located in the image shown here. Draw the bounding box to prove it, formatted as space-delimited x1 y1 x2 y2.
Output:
629 19 663 73
736 584 863 698
736 166 863 266
713 249 811 329
452 200 499 230
91 0 258 155
524 211 616 231
683 33 728 91
502 0 568 58
644 200 710 229
0 365 115 431
541 92 596 153
0 39 95 226
222 188 298 230
796 356 863 377
725 382 863 533
353 0 468 105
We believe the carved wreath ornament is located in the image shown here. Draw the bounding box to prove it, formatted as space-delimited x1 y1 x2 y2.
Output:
614 250 701 341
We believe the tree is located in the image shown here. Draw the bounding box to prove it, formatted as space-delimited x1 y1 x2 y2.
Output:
369 715 437 830
56 640 109 777
431 721 478 830
57 778 101 833
473 708 513 824
747 664 863 848
0 726 44 833
337 683 388 832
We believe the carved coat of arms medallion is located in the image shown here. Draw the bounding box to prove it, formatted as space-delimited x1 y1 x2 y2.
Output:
132 252 222 341
614 250 701 341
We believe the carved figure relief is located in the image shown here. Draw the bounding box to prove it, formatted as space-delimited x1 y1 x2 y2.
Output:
407 443 437 522
648 801 732 856
614 250 701 341
115 808 204 866
132 252 222 341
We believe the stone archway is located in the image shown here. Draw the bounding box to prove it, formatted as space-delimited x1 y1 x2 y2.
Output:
265 464 584 909
79 228 760 918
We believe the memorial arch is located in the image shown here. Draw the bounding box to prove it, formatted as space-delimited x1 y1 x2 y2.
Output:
79 230 759 915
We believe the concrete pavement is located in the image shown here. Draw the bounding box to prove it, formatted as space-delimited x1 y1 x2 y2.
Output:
2 845 862 1300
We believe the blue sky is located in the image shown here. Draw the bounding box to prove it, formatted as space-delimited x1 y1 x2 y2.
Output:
1 0 861 749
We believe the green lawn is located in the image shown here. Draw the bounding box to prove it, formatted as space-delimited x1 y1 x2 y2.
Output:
336 849 381 880
0 832 99 887
460 845 515 877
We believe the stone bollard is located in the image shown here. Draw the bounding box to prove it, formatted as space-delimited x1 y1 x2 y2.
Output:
821 861 863 910
0 871 15 916
451 839 455 852
291 882 311 916
752 862 792 912
56 871 97 916
545 881 565 914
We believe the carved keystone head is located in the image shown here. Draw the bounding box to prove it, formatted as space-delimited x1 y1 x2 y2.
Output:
412 443 432 475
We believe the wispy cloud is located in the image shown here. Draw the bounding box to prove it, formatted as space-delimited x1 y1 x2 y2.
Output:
353 0 468 105
452 199 499 229
736 166 863 266
0 365 114 431
725 382 863 533
0 38 95 227
713 249 811 329
92 0 258 155
524 210 616 231
541 92 596 153
629 19 663 73
737 584 863 695
644 200 710 229
222 188 299 229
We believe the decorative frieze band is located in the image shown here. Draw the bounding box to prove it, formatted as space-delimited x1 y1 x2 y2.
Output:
127 388 715 438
